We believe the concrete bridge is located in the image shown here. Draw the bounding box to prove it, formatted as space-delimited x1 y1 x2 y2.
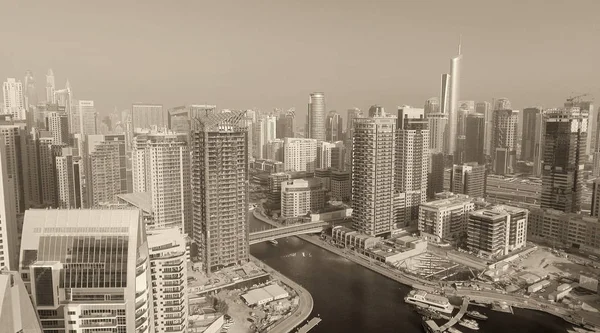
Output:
249 221 328 245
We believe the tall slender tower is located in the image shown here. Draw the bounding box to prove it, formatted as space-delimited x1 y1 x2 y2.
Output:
45 69 55 103
191 111 249 272
326 110 343 142
541 107 587 213
440 74 451 114
447 37 462 158
23 70 37 110
308 92 326 141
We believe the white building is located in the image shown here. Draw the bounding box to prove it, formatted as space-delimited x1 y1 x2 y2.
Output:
283 137 317 172
147 228 188 333
132 130 191 234
2 78 25 120
46 111 69 145
0 136 18 270
78 100 97 136
418 194 474 243
467 205 528 259
19 209 154 333
281 178 325 219
55 147 86 209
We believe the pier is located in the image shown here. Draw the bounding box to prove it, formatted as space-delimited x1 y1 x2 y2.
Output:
438 297 469 332
296 317 322 333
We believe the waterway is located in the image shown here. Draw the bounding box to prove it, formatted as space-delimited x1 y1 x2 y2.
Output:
249 215 572 333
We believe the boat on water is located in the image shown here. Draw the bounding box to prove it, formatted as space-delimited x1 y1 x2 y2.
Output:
421 318 438 333
404 289 454 314
466 310 488 321
268 240 278 245
458 319 479 331
414 307 442 320
446 327 462 333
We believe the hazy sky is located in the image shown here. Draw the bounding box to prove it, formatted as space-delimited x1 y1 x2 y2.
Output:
2 0 599 118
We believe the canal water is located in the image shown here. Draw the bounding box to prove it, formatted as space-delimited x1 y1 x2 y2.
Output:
249 215 571 333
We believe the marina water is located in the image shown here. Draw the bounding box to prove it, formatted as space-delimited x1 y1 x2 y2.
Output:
250 215 571 333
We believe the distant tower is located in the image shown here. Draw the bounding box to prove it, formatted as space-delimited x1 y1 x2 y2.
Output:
326 110 343 142
521 107 544 176
307 92 326 141
491 109 519 175
276 108 295 139
86 134 128 206
0 136 18 270
476 101 493 155
465 113 485 165
424 97 440 116
2 78 26 119
45 69 55 103
446 37 463 157
352 106 396 236
23 70 37 110
440 74 451 114
131 104 166 130
541 107 587 213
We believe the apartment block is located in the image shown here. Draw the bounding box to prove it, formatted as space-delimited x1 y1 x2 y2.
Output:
467 205 528 259
451 162 486 198
283 137 318 172
418 194 474 243
280 178 325 219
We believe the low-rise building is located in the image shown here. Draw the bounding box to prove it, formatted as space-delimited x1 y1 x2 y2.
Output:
485 175 541 209
252 159 284 174
528 208 600 254
280 178 325 219
467 205 528 259
418 194 474 243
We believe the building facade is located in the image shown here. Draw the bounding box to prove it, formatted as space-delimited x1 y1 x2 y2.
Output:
307 92 326 141
419 194 474 243
467 205 528 259
280 178 325 219
491 109 519 175
132 104 166 130
283 137 317 172
451 162 486 198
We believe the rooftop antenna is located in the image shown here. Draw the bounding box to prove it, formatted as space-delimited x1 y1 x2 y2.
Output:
458 34 462 55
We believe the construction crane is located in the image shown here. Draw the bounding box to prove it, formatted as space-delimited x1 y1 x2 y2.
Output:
566 93 592 104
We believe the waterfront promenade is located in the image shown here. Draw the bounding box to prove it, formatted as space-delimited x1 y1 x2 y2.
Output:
250 255 314 333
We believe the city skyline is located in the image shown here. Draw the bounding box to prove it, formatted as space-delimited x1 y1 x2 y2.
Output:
1 1 599 118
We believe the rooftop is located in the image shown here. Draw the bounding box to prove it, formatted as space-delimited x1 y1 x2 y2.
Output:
421 194 472 209
118 192 153 214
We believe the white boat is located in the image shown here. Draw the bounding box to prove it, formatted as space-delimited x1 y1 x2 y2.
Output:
458 319 479 331
404 289 454 314
447 327 462 333
268 240 278 245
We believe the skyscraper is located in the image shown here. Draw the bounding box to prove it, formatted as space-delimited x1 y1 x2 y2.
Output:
307 92 326 141
23 70 37 110
19 209 154 333
283 137 318 172
2 78 25 120
55 147 86 208
131 103 166 130
451 162 486 198
426 113 448 154
521 107 545 176
541 107 587 213
427 152 445 199
45 69 55 103
132 130 191 234
191 111 249 272
78 100 97 136
45 111 69 145
0 270 43 332
476 101 493 155
276 108 295 139
446 40 462 157
465 113 485 164
424 97 440 115
396 106 429 224
0 122 27 215
345 107 363 172
252 115 276 159
352 106 396 236
440 74 451 114
0 136 18 270
86 134 128 206
491 109 519 175
326 110 343 142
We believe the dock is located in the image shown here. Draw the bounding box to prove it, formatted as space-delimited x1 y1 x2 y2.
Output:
438 297 469 332
296 317 322 333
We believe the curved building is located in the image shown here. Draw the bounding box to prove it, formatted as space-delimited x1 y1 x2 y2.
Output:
308 92 326 141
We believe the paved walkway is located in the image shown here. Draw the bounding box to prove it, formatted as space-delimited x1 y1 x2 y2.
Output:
250 255 313 333
439 297 469 331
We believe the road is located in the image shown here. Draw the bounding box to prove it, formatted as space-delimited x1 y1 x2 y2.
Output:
250 255 314 333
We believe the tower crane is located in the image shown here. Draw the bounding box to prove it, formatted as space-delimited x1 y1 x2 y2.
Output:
566 93 592 104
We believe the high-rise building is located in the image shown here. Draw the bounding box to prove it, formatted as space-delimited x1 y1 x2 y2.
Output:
147 228 189 333
396 106 429 224
78 100 97 135
427 152 445 199
591 179 600 217
267 172 292 211
45 69 55 103
252 116 276 159
86 134 128 207
0 123 27 214
540 107 587 213
191 111 249 272
132 104 166 130
280 178 325 219
0 136 18 270
345 107 363 173
19 209 154 333
276 109 295 139
45 111 69 145
426 113 447 154
476 101 493 156
23 70 37 110
2 78 25 120
266 138 284 162
55 147 86 208
307 92 326 141
326 110 343 142
168 106 191 133
451 162 486 198
465 113 485 164
283 137 318 172
418 194 474 243
440 74 451 114
467 205 528 259
330 169 351 201
563 100 595 156
424 97 440 116
521 107 545 176
38 133 57 207
491 109 519 175
352 107 396 236
0 270 43 332
132 130 191 234
495 98 512 110
446 40 462 157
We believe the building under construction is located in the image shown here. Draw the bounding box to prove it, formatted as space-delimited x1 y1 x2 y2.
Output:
191 110 249 272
